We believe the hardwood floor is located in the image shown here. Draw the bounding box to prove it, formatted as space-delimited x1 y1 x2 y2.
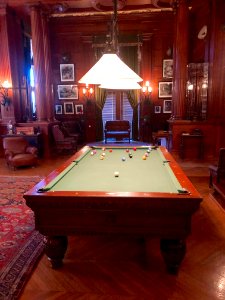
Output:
2 150 225 300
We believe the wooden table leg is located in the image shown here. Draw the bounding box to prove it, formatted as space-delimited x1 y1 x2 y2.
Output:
44 235 68 269
160 239 186 274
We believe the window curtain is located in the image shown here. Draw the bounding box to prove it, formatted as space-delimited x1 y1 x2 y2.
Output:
95 86 107 141
120 46 140 141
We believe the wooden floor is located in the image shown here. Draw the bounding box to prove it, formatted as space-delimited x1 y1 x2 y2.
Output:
1 149 225 300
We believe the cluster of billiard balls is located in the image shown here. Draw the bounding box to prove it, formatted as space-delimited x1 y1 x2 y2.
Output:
90 147 152 177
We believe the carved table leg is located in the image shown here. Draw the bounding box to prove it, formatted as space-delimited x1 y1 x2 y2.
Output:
44 235 68 269
160 239 186 275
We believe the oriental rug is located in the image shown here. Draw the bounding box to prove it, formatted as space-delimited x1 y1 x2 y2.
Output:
0 176 44 300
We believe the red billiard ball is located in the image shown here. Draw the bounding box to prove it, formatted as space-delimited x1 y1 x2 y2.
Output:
133 147 137 151
109 149 112 152
126 149 129 153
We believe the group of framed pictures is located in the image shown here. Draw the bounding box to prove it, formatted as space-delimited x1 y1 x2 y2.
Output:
56 64 81 115
58 64 79 100
55 103 83 115
154 59 173 114
154 100 172 114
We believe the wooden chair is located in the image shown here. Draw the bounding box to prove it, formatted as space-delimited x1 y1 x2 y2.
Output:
52 125 77 153
3 136 38 170
209 148 225 187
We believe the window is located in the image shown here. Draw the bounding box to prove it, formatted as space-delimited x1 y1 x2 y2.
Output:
102 91 133 132
29 40 36 119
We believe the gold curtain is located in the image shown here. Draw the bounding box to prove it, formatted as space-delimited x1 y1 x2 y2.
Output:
95 86 107 141
120 46 140 140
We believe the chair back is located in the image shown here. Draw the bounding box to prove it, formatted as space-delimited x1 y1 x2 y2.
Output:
52 125 65 141
218 148 225 176
3 137 28 154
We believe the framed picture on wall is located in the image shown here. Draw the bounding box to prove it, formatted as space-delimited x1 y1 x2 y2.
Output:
64 102 74 114
154 106 161 113
58 85 78 99
75 104 84 115
55 104 62 114
60 64 75 81
163 100 172 113
158 81 173 98
163 59 173 78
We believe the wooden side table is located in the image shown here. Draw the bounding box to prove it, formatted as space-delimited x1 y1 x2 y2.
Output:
179 133 204 159
152 131 171 149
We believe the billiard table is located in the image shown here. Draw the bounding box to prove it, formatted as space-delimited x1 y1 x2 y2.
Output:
24 145 202 274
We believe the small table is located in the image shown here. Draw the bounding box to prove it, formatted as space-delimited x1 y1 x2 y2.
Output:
152 131 171 149
179 133 204 159
24 145 202 274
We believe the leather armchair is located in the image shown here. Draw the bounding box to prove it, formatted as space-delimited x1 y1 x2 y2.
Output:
209 148 225 187
3 137 38 170
52 125 77 153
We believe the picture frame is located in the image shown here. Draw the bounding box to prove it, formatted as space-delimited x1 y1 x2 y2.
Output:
75 104 84 115
60 64 75 81
64 102 74 114
163 100 172 113
163 59 173 78
154 106 161 114
159 81 173 98
58 85 78 100
55 104 62 115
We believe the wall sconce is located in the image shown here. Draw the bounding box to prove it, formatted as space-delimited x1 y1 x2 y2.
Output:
141 81 152 100
82 85 94 102
0 80 11 109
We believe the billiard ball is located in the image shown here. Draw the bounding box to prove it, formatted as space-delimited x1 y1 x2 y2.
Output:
126 149 129 153
90 151 94 156
129 153 133 158
142 155 146 160
100 155 104 160
109 149 112 152
102 147 105 151
147 149 150 153
114 171 119 177
133 147 137 151
102 152 106 156
122 157 126 161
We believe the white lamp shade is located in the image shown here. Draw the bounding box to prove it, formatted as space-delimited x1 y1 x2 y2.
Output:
78 53 143 85
99 79 142 90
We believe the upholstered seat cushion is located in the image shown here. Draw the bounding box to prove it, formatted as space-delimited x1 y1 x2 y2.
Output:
9 153 37 167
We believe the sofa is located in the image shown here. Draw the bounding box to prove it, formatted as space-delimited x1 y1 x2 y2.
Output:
104 120 131 143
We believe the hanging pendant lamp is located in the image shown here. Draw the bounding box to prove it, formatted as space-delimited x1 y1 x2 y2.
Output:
78 0 143 89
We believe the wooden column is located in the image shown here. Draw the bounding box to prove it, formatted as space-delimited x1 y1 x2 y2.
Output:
207 0 225 151
0 6 15 123
171 0 189 120
30 5 47 121
42 13 55 122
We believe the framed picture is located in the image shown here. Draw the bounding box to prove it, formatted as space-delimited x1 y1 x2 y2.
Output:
163 100 172 113
55 104 62 115
163 59 173 78
154 106 161 114
60 64 74 81
64 102 74 114
75 104 84 115
58 85 78 99
159 81 173 98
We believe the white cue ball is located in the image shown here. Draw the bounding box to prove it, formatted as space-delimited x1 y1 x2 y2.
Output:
114 171 119 177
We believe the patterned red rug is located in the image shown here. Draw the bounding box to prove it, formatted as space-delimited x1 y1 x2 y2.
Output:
0 176 44 300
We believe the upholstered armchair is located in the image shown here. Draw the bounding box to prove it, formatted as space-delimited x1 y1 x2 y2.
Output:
52 125 77 153
209 148 225 187
3 137 38 170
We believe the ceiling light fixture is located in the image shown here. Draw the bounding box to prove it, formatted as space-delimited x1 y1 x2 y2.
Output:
78 0 143 90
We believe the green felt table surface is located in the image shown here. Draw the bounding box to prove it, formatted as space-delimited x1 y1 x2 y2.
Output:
43 146 183 193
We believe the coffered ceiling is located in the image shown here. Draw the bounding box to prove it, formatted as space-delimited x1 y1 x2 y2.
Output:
1 0 174 16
